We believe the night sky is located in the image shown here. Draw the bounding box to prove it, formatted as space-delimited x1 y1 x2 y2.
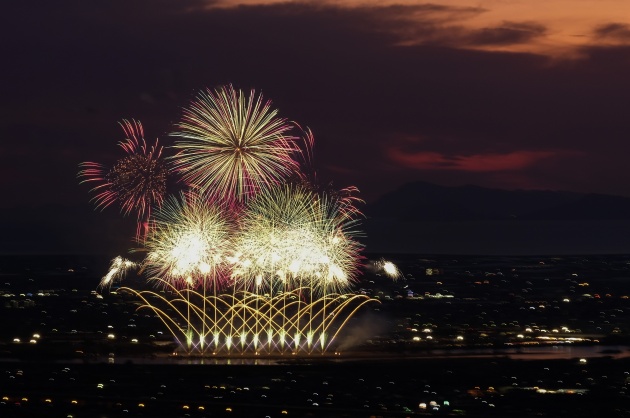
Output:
2 0 630 254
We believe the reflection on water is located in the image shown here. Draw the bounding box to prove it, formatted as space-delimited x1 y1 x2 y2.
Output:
8 345 625 366
505 344 630 360
416 345 630 361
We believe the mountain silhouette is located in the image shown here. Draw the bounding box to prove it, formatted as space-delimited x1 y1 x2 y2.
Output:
365 181 630 221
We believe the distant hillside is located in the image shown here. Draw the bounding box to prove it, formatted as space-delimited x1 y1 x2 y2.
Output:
365 181 630 221
0 205 136 255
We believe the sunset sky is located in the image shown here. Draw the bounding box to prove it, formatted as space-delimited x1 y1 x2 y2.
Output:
2 0 630 253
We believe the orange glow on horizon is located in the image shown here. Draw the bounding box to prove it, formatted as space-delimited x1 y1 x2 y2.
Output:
209 0 630 57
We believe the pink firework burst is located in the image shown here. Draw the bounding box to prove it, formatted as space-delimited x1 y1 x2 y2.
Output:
78 119 169 240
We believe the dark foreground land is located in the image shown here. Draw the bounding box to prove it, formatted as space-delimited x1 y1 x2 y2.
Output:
2 356 630 418
3 253 630 417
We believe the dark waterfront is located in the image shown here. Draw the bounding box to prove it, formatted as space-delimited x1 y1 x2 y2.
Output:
2 253 630 417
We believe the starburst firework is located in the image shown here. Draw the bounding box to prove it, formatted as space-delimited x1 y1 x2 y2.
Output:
232 183 364 295
142 192 234 290
171 85 300 203
78 119 168 239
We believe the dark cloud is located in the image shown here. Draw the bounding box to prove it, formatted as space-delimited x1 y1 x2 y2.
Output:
386 148 557 172
594 22 630 40
466 21 547 46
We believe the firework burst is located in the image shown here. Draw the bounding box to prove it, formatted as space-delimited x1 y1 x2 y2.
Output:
232 183 364 295
99 256 137 290
78 119 168 239
171 85 301 203
142 192 234 290
378 259 402 281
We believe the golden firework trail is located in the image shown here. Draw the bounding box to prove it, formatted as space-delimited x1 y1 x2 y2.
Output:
121 279 378 355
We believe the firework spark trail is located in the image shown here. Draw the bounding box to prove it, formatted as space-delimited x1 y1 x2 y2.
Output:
99 256 137 290
171 85 301 203
78 119 168 239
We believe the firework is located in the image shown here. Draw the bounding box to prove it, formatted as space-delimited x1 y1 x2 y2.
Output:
379 259 402 281
87 87 378 357
99 256 137 290
122 279 378 355
78 119 168 239
232 183 364 295
142 192 234 290
171 85 301 202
